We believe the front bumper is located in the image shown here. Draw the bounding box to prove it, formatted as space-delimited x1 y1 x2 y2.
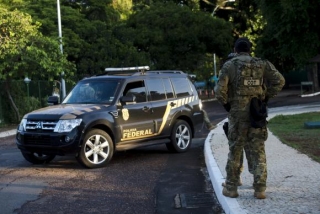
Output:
16 128 81 156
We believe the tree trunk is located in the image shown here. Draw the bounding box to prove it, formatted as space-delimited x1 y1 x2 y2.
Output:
5 81 20 122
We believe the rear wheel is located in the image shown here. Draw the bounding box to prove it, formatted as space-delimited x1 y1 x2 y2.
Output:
21 152 55 164
76 129 114 168
166 120 192 153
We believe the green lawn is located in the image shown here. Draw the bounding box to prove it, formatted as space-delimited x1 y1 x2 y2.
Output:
268 112 320 163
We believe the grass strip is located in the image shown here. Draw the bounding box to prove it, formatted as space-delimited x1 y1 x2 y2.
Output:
268 112 320 163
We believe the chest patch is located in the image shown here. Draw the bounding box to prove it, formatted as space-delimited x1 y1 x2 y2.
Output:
243 78 261 86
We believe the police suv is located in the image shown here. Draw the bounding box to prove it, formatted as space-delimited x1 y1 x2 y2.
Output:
16 66 204 168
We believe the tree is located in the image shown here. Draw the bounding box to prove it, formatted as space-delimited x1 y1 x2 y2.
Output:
256 0 320 71
255 0 320 90
0 7 75 121
133 0 200 12
125 2 233 76
10 0 149 78
2 0 233 79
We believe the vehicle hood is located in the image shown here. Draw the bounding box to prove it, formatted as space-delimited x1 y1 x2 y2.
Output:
24 104 110 120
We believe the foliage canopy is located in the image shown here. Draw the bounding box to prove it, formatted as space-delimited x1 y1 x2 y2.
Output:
124 2 233 73
0 7 75 81
256 0 320 72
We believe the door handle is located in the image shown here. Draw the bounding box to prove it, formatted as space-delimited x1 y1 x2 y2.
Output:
170 102 176 107
142 106 150 112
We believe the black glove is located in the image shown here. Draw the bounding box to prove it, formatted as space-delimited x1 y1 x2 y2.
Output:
223 122 229 137
264 96 269 104
223 103 231 112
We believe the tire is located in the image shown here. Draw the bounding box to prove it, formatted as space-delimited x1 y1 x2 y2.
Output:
76 129 114 168
166 120 192 153
21 152 55 164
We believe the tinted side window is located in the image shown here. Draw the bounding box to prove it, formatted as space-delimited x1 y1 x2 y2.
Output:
123 81 147 103
163 79 174 99
171 78 192 98
145 79 166 101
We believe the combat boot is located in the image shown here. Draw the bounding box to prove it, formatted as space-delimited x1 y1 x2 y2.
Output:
222 177 242 187
222 187 239 198
238 177 243 186
208 124 217 130
254 191 266 199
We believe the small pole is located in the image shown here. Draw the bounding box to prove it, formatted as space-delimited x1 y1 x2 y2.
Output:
57 0 66 99
24 77 31 100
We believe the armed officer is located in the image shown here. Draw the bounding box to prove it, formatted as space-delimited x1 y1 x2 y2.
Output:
214 37 285 199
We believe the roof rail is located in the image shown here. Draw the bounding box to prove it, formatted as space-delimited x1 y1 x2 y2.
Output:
104 66 150 75
147 70 185 74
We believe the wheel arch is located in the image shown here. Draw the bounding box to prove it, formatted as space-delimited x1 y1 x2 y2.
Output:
81 119 116 148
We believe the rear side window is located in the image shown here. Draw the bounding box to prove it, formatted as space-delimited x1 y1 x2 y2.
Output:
145 79 166 101
163 79 174 99
171 78 193 98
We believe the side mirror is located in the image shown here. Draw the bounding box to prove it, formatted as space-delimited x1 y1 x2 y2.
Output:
47 96 59 106
120 94 136 105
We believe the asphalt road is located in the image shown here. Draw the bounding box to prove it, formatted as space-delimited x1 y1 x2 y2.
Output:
0 89 319 214
0 132 223 214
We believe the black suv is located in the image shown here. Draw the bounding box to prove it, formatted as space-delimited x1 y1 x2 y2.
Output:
16 66 204 168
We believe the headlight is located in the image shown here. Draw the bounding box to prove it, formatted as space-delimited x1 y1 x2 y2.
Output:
18 119 27 132
54 119 82 133
199 100 203 110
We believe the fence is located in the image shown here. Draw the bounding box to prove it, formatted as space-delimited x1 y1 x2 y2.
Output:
0 80 73 125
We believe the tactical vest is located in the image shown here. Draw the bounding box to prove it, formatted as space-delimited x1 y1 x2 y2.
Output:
232 57 264 96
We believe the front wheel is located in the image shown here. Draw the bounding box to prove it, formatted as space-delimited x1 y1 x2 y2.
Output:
166 120 192 153
76 129 114 168
21 152 55 164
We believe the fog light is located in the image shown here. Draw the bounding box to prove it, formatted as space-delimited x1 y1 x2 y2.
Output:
65 136 71 142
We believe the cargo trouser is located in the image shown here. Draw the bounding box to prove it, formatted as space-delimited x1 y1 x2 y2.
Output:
239 144 253 174
225 116 268 192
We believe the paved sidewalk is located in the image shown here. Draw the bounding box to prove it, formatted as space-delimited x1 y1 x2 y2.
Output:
205 104 320 214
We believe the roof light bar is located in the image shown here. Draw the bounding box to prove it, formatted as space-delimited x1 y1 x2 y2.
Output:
105 66 150 72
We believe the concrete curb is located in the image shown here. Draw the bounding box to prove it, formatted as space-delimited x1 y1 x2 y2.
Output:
204 126 247 214
0 129 16 138
301 91 320 97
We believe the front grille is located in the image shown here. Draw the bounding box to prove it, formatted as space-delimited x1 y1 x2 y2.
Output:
24 134 52 145
26 120 58 133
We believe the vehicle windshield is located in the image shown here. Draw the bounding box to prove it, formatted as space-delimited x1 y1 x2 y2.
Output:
62 80 119 104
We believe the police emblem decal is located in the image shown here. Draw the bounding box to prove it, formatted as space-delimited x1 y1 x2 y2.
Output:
122 108 129 121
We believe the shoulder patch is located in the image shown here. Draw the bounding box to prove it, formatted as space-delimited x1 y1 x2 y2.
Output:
266 61 277 71
252 56 261 61
223 60 233 70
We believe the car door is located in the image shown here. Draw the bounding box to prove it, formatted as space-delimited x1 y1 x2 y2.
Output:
117 80 155 141
145 78 176 136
